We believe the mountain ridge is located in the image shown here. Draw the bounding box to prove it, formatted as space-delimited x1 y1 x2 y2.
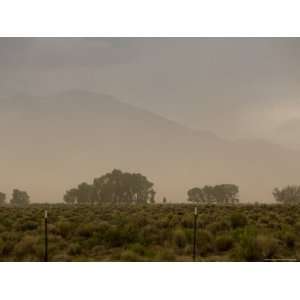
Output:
1 90 300 203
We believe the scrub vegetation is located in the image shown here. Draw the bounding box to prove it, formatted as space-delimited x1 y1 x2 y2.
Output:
1 170 300 261
0 203 299 262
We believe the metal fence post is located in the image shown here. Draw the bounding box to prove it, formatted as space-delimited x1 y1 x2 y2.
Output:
44 210 48 262
193 206 198 262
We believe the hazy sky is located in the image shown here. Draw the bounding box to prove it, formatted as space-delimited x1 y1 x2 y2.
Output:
1 37 300 147
2 38 300 202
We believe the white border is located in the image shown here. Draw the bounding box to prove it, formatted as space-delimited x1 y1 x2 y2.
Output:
0 0 300 36
1 1 300 300
0 263 299 300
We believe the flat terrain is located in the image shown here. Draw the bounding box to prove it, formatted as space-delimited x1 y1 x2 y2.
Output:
0 204 299 262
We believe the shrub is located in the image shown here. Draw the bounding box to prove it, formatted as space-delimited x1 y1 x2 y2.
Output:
56 220 72 238
294 221 300 234
173 228 187 249
197 230 214 256
0 224 7 233
281 231 296 249
120 250 140 261
105 226 124 247
256 235 279 259
20 220 39 231
285 216 295 226
207 220 230 235
233 228 262 261
230 213 248 229
2 240 14 257
181 215 194 228
91 245 105 256
121 224 139 244
13 235 38 259
97 221 110 234
128 243 146 256
0 237 5 256
138 224 160 245
77 223 98 238
156 249 176 261
45 234 68 260
216 234 234 252
68 243 81 255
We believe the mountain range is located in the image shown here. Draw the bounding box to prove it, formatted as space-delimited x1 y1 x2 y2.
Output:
1 90 299 203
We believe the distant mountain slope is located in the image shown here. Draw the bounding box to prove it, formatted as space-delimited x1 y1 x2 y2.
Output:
1 90 300 203
268 118 300 150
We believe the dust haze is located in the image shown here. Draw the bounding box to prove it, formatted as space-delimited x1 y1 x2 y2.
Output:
1 38 300 203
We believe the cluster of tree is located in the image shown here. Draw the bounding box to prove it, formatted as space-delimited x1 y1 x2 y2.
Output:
0 192 6 205
187 184 239 204
273 185 300 204
64 169 156 205
0 189 30 206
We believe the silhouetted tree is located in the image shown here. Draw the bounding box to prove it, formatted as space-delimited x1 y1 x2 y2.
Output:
187 188 204 203
213 184 239 204
64 169 156 205
162 197 167 204
63 188 78 204
202 185 216 204
93 170 155 204
187 184 239 204
77 182 94 204
273 185 300 204
0 192 6 205
10 189 30 206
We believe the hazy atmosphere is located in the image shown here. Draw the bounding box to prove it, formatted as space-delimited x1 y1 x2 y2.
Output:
1 37 300 203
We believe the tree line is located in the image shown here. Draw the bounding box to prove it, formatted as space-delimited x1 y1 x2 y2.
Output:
2 170 300 205
187 184 300 205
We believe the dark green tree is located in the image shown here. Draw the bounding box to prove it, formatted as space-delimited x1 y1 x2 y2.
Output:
213 184 239 204
202 185 215 204
273 185 300 204
187 184 239 204
187 187 204 203
63 188 78 204
65 169 156 205
10 189 30 206
77 182 94 204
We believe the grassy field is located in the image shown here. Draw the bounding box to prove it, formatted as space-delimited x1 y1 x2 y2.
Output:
0 203 299 262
